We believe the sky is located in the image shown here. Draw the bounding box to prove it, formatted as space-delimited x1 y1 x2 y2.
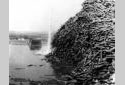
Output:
9 0 84 32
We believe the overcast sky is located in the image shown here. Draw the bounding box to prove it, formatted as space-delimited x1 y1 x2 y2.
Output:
9 0 84 32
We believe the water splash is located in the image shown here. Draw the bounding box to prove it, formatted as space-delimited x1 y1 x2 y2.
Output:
36 31 51 56
42 30 51 55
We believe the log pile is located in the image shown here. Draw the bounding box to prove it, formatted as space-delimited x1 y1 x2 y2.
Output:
46 0 115 85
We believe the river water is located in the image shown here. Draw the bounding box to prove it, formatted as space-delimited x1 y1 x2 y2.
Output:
9 41 55 84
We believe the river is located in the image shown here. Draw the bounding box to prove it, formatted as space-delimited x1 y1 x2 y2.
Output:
9 41 55 85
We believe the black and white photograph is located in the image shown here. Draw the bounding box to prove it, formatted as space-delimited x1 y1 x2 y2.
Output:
9 0 115 85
